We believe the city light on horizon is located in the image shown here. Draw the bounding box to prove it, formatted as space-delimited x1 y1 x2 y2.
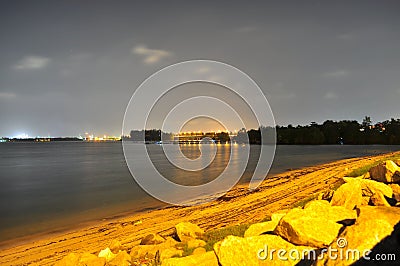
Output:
13 133 30 139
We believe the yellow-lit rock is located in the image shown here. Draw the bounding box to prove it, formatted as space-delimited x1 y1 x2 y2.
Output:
109 239 122 253
304 200 357 222
331 182 363 209
343 177 393 198
162 251 218 266
244 221 279 238
274 208 343 248
140 233 165 245
214 235 314 266
316 206 400 266
98 247 116 262
175 222 204 242
108 251 131 266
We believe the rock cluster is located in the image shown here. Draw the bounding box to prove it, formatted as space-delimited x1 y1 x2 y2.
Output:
55 222 208 266
55 160 400 266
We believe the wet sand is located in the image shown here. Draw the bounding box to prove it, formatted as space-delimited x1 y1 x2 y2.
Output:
0 152 398 266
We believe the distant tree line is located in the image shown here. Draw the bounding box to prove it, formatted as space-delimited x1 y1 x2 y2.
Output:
129 129 174 142
126 117 400 145
274 117 400 145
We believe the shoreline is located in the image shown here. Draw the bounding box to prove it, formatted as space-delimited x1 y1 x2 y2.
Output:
1 151 399 265
0 203 166 250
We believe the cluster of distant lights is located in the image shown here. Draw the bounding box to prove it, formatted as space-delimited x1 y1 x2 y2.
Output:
3 132 121 141
83 133 121 141
13 133 30 139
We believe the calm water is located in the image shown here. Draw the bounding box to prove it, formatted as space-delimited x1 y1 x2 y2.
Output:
0 142 399 243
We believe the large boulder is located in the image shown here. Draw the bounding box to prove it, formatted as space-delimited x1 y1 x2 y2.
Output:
140 233 166 245
303 200 357 222
162 251 218 266
175 222 204 242
108 251 131 266
98 247 117 262
331 182 363 209
317 206 400 265
244 221 279 238
274 208 343 248
343 177 393 198
369 160 400 183
274 201 357 248
109 239 122 253
244 210 287 237
214 235 314 266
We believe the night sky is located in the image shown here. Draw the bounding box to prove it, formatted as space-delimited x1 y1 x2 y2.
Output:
1 0 399 137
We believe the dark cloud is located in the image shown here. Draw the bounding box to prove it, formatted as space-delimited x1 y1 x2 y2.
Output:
1 0 400 136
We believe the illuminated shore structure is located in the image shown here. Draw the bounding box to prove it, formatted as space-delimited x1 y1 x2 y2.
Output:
83 133 121 142
173 131 236 144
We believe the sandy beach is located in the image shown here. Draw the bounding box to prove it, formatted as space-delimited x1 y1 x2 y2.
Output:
1 151 399 266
